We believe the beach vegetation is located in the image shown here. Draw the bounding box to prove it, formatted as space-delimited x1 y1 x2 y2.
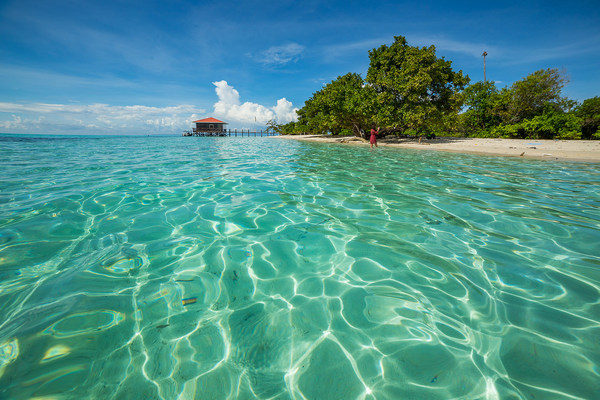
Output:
575 96 600 139
504 68 572 124
488 107 582 140
366 36 470 136
296 72 376 137
267 119 308 135
266 119 279 134
460 81 503 132
287 37 597 140
460 69 593 139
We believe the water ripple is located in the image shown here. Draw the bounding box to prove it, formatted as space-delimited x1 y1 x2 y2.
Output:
1 136 599 399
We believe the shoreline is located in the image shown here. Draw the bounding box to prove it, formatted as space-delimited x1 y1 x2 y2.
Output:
275 135 600 162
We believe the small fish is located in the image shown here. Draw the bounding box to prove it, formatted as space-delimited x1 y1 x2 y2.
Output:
182 297 197 306
156 324 169 329
431 375 438 383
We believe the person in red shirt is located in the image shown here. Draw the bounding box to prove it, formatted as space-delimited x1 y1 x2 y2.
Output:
370 124 380 148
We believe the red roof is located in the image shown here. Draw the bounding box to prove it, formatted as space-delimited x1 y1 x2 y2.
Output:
193 117 226 124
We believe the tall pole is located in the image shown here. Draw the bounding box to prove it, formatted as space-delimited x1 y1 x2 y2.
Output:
482 51 488 83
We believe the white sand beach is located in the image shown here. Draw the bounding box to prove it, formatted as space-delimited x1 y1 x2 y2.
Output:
276 135 600 162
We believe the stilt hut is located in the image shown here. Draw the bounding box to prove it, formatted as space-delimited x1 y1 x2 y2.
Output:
192 117 227 136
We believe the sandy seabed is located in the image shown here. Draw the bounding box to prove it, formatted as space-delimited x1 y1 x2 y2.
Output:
275 135 600 162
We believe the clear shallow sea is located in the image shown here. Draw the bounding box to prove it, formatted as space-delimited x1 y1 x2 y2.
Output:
0 134 599 400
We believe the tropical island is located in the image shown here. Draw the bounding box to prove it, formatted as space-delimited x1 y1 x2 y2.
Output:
269 36 600 142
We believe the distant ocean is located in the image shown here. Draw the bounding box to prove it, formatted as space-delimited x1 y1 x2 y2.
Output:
1 134 599 399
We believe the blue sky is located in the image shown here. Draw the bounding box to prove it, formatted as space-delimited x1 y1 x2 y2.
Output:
1 0 599 134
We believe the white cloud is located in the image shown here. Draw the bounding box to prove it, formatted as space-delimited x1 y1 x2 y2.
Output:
0 115 23 129
500 39 600 66
411 36 495 58
212 80 298 126
0 102 205 134
0 82 299 134
323 38 391 61
256 43 305 65
323 36 495 61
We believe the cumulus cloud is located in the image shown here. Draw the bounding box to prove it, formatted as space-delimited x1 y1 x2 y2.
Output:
0 83 298 134
255 43 305 66
0 115 24 130
0 102 205 134
212 80 298 126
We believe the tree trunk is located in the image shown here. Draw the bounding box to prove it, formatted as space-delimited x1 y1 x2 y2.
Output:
352 122 364 138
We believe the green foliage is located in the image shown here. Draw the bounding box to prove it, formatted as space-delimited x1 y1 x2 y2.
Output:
279 121 297 135
297 72 376 137
286 121 310 135
461 81 502 132
459 69 593 140
522 111 581 139
488 124 519 139
366 36 469 134
265 119 279 133
266 120 309 135
489 106 582 139
575 97 600 139
293 35 596 140
506 68 570 123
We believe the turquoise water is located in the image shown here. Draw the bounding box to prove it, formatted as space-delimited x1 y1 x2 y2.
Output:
1 134 599 400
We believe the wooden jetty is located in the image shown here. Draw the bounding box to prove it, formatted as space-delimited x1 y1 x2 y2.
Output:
182 117 279 137
182 128 279 137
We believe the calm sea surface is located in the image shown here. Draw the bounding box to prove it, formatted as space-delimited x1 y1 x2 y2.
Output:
1 134 599 399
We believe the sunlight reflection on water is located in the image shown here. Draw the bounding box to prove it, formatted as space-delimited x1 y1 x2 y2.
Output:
1 135 599 399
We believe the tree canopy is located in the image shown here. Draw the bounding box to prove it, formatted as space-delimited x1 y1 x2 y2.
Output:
575 96 600 139
461 69 585 139
505 68 571 123
461 81 502 131
285 36 598 140
292 36 469 137
366 36 469 134
296 73 375 137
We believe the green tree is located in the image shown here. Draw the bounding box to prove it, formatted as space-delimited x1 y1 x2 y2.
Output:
473 68 584 139
297 73 376 137
490 104 581 139
265 120 308 135
575 97 600 139
506 68 570 123
461 81 502 132
366 36 469 135
265 119 279 133
296 90 333 134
